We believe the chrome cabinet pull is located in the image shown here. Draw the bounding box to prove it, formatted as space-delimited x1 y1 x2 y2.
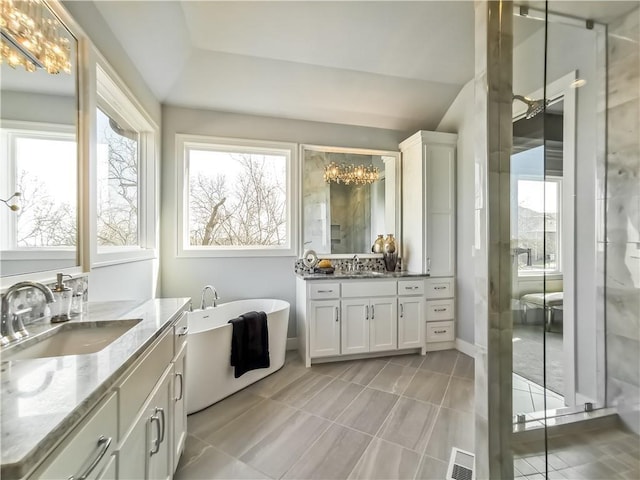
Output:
318 289 333 293
157 407 166 444
149 411 162 456
434 286 446 290
365 305 369 320
335 307 339 322
434 330 447 334
69 436 112 480
371 305 375 320
178 325 189 336
427 258 431 271
400 303 404 318
405 286 419 290
175 372 184 401
434 308 447 312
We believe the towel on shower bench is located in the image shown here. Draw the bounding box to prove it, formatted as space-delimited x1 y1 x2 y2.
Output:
228 311 270 378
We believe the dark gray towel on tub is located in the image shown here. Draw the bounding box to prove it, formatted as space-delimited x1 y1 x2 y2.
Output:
228 311 270 378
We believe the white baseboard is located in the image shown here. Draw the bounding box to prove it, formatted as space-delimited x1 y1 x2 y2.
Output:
455 338 476 357
286 337 298 350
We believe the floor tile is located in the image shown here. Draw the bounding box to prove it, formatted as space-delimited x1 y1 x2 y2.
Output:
348 437 420 480
452 352 475 379
415 454 449 480
187 389 264 439
531 391 565 411
367 363 417 395
203 398 297 457
239 410 330 478
339 359 388 385
244 361 307 398
175 435 269 480
309 360 354 377
513 388 534 415
301 378 364 421
570 460 620 479
420 349 458 375
336 387 399 435
379 396 439 452
388 353 425 368
404 369 450 405
424 407 474 462
283 424 372 480
441 376 474 413
271 371 333 408
514 458 539 476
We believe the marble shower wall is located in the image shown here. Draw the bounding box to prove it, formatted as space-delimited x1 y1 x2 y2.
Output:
605 7 640 434
473 1 514 478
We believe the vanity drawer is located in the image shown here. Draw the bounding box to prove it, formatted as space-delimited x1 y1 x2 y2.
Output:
426 321 455 343
341 280 396 298
118 327 173 439
309 282 340 299
398 279 425 296
426 299 455 321
425 278 454 299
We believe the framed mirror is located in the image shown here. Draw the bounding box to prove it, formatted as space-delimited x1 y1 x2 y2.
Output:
1 0 80 282
301 144 400 256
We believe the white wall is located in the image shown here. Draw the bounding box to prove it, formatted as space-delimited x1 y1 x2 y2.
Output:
160 105 407 336
436 80 475 345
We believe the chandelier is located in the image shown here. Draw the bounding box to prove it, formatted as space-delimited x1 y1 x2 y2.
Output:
324 162 380 185
0 0 71 74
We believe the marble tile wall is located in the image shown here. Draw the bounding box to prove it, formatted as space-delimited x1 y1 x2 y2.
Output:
605 7 640 434
473 1 514 477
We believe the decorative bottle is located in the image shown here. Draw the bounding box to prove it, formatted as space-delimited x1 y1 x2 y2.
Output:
50 273 72 323
372 234 384 253
383 234 398 271
383 234 396 254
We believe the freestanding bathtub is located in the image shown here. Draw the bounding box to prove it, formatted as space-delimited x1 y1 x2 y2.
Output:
186 298 290 414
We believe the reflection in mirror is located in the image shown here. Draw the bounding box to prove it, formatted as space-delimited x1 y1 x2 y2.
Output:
302 145 399 256
0 1 78 278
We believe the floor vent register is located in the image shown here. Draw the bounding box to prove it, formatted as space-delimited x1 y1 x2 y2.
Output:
446 447 475 480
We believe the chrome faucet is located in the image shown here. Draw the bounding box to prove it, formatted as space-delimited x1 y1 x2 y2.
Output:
351 254 360 272
1 282 55 346
200 285 219 309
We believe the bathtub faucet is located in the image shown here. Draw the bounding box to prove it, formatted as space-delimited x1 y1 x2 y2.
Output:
200 285 219 309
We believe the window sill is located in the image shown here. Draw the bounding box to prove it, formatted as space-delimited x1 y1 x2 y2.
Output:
92 248 157 268
178 246 297 258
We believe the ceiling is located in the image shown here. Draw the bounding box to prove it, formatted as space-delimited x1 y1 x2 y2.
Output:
10 1 634 133
92 1 476 133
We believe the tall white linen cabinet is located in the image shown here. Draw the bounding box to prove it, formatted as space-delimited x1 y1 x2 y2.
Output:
400 131 457 351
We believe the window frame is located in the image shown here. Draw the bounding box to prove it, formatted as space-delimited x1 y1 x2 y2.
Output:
91 59 158 267
513 174 563 277
176 134 298 258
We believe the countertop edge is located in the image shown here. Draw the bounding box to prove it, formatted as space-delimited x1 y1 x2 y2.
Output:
1 297 190 479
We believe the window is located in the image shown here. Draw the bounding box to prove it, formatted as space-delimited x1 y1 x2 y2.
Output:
177 135 297 257
513 176 562 275
1 123 76 251
94 62 158 265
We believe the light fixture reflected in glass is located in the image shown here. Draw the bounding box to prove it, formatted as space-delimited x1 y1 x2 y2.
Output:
0 0 71 74
570 78 587 89
324 162 379 185
1 192 21 211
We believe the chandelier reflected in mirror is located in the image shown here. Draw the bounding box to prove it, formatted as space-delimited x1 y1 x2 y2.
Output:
0 0 71 74
324 162 379 185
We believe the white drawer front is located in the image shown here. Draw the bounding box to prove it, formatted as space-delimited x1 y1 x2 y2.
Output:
425 278 454 299
426 321 455 343
398 279 425 296
426 299 455 321
341 280 396 298
309 282 340 299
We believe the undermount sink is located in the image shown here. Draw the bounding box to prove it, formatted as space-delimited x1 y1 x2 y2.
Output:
2 319 142 361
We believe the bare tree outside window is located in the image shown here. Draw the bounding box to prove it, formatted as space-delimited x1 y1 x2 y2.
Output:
188 150 287 247
96 108 139 248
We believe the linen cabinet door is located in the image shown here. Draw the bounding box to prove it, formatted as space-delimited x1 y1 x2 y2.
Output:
398 297 424 349
173 343 187 472
309 300 341 357
369 297 398 352
341 299 369 355
147 367 173 480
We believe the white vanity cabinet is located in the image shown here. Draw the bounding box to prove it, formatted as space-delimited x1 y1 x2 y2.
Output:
425 277 456 350
400 130 457 278
297 277 426 366
172 312 188 472
397 280 425 350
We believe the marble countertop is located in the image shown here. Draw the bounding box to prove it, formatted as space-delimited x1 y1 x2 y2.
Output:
297 271 430 280
0 297 190 479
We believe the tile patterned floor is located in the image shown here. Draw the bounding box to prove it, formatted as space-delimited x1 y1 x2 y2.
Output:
176 349 475 480
513 373 565 416
514 423 640 479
